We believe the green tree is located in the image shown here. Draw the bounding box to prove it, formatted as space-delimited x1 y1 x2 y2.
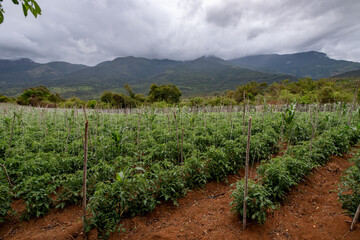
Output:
124 84 135 99
16 85 64 106
0 94 13 103
100 91 113 103
148 84 182 104
234 81 267 103
0 0 41 24
100 91 137 108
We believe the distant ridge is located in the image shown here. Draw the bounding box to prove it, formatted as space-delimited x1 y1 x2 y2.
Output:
1 51 359 99
0 56 295 99
229 51 360 79
330 69 360 78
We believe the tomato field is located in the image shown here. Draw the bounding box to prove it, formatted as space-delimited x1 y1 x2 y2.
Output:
0 103 359 239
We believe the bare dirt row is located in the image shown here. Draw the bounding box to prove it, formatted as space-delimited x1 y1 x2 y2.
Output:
1 147 359 240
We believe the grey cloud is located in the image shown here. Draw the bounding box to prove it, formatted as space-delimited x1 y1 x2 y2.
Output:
205 1 243 28
0 0 360 65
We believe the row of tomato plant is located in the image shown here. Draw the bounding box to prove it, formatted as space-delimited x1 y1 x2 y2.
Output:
230 122 360 225
0 104 355 237
0 107 280 231
338 152 360 221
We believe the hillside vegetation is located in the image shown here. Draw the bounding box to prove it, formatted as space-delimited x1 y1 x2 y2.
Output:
1 51 359 100
1 77 359 109
230 51 360 79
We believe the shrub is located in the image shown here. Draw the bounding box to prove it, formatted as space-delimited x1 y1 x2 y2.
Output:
0 183 12 223
338 154 360 218
206 146 231 182
257 157 296 200
183 153 209 188
151 163 187 205
16 173 55 220
283 155 314 183
230 180 274 225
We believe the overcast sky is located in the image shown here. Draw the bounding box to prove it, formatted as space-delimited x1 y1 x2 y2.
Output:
0 0 360 66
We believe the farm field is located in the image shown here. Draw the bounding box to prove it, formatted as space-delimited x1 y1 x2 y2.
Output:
0 103 360 239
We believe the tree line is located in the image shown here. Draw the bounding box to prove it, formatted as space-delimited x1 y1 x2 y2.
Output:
0 77 359 108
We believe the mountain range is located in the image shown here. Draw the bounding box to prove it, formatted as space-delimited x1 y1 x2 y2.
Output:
230 51 360 79
0 51 359 99
331 69 360 78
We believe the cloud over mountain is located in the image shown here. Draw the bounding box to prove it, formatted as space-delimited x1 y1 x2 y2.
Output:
0 0 360 65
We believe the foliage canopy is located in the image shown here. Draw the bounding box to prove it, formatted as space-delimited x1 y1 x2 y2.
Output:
0 0 41 24
148 84 182 104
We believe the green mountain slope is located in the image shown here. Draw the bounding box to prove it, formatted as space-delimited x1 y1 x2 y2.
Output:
0 58 88 96
3 52 357 100
40 56 295 99
230 51 360 79
330 69 360 78
150 56 296 96
42 57 181 98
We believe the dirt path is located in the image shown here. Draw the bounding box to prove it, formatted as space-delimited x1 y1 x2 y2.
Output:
113 148 360 240
0 147 359 240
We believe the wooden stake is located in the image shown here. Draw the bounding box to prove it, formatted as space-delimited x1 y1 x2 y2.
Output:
8 112 16 152
280 116 284 153
95 110 99 159
348 79 360 126
137 116 141 146
309 103 319 158
65 119 73 154
203 109 207 129
181 128 184 165
83 107 93 153
41 110 48 138
167 113 171 133
339 102 343 123
0 163 12 188
83 106 88 122
351 203 360 231
174 112 180 162
242 91 246 136
82 121 89 231
243 116 252 230
228 111 233 139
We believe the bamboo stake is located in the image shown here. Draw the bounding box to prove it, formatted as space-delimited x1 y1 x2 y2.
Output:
83 106 88 122
81 133 85 150
351 203 360 231
348 79 360 126
181 128 184 165
65 119 73 154
125 108 128 128
243 116 252 230
174 112 180 162
83 107 93 152
82 121 89 233
280 116 284 153
309 103 319 158
40 109 44 137
339 102 343 123
228 111 233 139
95 110 99 159
0 163 12 188
41 109 48 138
242 91 246 136
137 116 141 146
65 110 68 133
8 112 16 151
203 108 207 129
167 113 171 133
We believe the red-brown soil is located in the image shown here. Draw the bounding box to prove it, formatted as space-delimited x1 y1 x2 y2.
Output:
1 147 359 240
